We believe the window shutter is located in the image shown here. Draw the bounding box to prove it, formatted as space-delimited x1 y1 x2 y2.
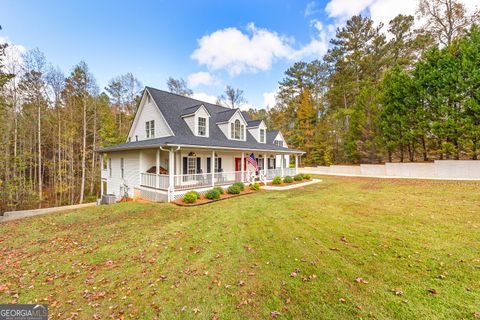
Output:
218 158 222 171
196 157 201 173
182 157 187 175
207 157 211 173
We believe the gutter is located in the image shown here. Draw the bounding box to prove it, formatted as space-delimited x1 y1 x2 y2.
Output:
96 143 304 155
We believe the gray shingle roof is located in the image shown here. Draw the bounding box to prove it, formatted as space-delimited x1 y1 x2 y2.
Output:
97 87 303 154
247 119 263 127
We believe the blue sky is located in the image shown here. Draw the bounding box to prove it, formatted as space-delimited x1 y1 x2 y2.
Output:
1 0 458 108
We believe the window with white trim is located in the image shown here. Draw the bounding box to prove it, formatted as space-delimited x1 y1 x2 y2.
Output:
259 129 265 143
198 117 207 136
187 157 196 175
274 140 283 147
230 119 245 140
145 120 155 138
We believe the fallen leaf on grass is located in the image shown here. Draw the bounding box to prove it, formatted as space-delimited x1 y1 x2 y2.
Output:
355 277 368 284
427 288 437 295
238 280 245 287
271 311 281 318
390 288 403 296
339 298 346 303
473 311 480 318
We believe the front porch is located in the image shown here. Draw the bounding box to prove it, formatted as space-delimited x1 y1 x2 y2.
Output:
136 147 299 201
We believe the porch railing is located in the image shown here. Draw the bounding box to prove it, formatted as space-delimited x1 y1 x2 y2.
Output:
141 173 169 190
140 168 295 191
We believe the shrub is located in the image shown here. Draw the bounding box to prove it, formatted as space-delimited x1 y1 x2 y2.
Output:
227 185 241 194
205 189 221 200
213 186 224 195
232 181 245 191
183 191 198 203
304 174 311 180
250 182 260 191
294 174 303 181
272 176 282 185
284 176 294 183
191 191 201 199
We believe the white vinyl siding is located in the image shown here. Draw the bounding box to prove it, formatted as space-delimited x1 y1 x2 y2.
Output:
104 151 140 199
128 92 172 141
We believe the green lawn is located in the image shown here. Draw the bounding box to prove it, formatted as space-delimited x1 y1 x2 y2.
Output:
1 176 479 319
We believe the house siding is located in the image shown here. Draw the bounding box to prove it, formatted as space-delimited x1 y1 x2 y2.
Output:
103 151 140 199
130 100 172 141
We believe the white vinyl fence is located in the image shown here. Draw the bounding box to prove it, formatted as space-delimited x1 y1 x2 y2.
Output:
301 160 480 180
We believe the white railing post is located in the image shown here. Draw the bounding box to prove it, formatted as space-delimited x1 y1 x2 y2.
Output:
241 151 245 182
156 149 160 189
139 151 143 185
295 155 298 175
211 150 215 187
168 149 175 202
280 154 284 177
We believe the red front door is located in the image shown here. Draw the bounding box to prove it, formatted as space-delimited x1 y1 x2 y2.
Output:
235 157 247 171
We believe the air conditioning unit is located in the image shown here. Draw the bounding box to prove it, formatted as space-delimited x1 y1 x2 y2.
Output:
101 194 117 205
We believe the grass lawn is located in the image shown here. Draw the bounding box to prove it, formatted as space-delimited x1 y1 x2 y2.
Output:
1 176 479 319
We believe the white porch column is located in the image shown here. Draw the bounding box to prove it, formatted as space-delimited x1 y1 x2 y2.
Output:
211 150 215 187
295 154 299 175
280 154 284 177
168 149 175 202
156 149 160 188
139 151 143 185
263 153 267 183
241 151 245 182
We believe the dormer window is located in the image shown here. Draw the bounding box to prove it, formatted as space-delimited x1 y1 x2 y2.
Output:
274 140 283 147
260 129 265 143
231 119 244 140
146 120 155 138
198 117 207 136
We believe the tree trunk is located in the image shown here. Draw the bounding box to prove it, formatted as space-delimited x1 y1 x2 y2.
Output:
80 95 87 204
37 103 42 207
421 136 428 161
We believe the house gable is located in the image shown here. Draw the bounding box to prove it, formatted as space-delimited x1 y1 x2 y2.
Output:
216 109 248 141
273 131 287 148
127 89 174 142
182 104 211 138
248 120 267 144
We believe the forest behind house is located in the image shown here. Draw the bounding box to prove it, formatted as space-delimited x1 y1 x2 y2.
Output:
0 0 479 211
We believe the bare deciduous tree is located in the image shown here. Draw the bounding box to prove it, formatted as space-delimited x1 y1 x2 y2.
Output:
217 85 246 109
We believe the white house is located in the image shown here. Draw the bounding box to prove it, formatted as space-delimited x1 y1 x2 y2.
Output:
96 87 304 202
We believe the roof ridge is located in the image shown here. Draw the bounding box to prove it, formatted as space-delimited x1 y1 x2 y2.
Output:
145 86 233 111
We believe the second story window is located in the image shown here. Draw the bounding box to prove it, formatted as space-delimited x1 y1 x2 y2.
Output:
260 129 265 143
146 120 155 138
198 117 206 136
274 140 283 147
231 119 244 140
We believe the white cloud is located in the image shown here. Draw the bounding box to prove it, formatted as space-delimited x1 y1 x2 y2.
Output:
304 1 319 16
263 90 278 109
191 92 218 105
325 0 375 19
325 0 480 29
1 36 26 78
191 22 329 75
187 71 215 87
